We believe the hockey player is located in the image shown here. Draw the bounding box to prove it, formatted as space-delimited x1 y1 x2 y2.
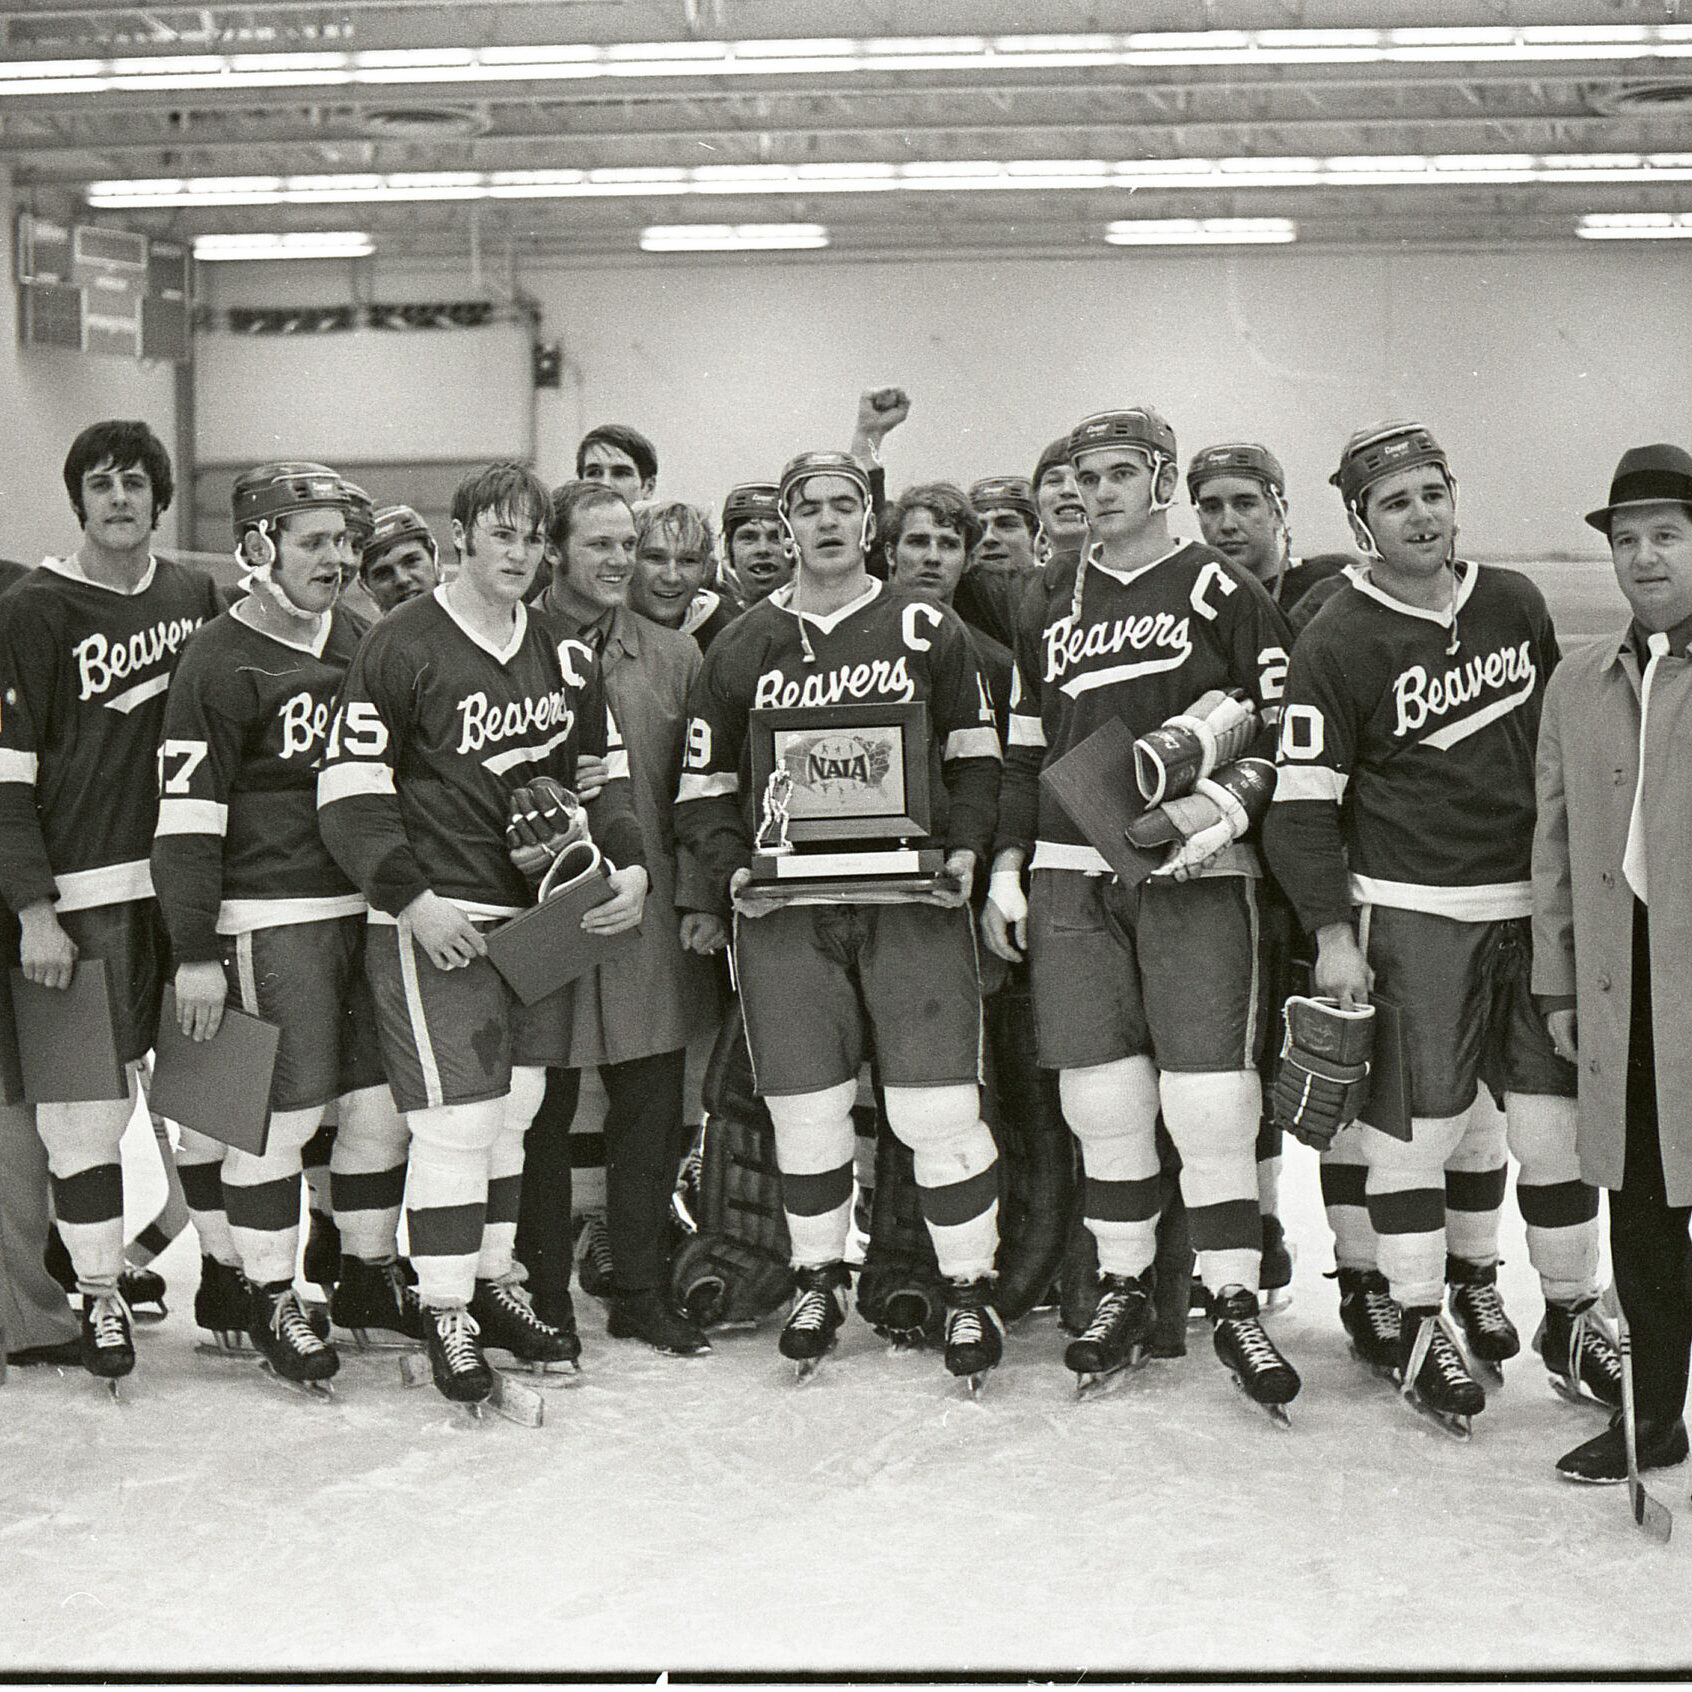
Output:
629 501 737 651
359 505 441 617
577 424 658 502
721 484 792 609
954 476 1039 653
318 463 648 1404
152 464 417 1383
1263 420 1619 1431
1031 437 1088 574
983 408 1302 1413
675 449 1006 1385
1185 443 1355 1323
0 420 222 1386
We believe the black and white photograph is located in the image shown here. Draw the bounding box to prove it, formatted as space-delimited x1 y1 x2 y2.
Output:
1 0 1691 1681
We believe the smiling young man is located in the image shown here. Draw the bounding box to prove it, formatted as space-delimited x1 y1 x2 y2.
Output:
359 505 441 617
985 408 1301 1411
0 421 223 1386
153 464 415 1383
318 463 648 1405
951 476 1037 654
676 449 1006 1385
629 501 737 651
720 483 792 609
1264 421 1618 1430
1031 437 1089 575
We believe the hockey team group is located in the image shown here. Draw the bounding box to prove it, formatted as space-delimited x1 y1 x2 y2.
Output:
3 390 1690 1491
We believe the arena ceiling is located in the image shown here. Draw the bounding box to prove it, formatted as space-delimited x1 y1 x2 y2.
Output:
3 0 1692 261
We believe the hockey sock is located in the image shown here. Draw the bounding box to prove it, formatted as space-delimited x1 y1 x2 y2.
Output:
570 1067 609 1215
884 1083 999 1282
767 1081 857 1268
1255 1111 1282 1219
301 1110 337 1219
126 1094 189 1265
1506 1091 1600 1304
1319 1123 1379 1271
1444 1092 1507 1267
224 1106 323 1286
1364 1112 1467 1309
37 1086 137 1290
1161 1069 1262 1295
175 1126 241 1266
477 1067 545 1283
331 1084 410 1261
1058 1057 1160 1280
405 1098 503 1307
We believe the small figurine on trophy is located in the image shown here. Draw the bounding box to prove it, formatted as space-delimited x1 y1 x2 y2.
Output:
754 767 795 855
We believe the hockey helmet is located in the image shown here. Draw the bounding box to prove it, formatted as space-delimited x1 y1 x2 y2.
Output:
1186 442 1287 504
1330 421 1453 518
231 461 346 538
338 480 375 549
968 475 1039 527
364 503 438 567
1032 436 1072 492
1065 408 1179 511
720 482 781 546
777 451 872 513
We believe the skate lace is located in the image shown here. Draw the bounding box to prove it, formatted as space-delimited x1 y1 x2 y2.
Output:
1458 1280 1512 1338
1573 1309 1622 1389
1426 1319 1472 1386
578 1216 614 1281
435 1308 483 1371
1082 1286 1134 1342
272 1290 329 1354
1222 1312 1281 1373
88 1288 132 1350
1363 1283 1401 1338
787 1287 834 1334
948 1304 986 1346
491 1279 556 1336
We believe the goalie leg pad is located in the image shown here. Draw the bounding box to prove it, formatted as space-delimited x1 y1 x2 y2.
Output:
858 1117 945 1338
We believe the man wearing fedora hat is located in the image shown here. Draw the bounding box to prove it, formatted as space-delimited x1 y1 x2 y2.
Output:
1534 442 1692 1482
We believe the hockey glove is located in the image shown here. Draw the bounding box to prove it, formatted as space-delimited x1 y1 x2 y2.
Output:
506 776 587 883
1126 757 1276 881
1271 994 1375 1150
1133 688 1258 806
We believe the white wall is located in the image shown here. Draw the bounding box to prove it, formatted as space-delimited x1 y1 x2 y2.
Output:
0 172 179 567
199 242 1692 560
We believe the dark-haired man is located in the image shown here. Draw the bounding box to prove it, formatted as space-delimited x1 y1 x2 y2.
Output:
359 505 441 617
577 424 658 503
721 484 792 609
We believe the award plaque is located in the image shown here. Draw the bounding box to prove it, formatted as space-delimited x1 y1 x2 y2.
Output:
741 701 954 909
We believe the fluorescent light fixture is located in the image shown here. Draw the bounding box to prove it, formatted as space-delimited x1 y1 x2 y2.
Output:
86 155 1692 209
192 230 374 260
10 25 1692 96
639 222 829 251
1577 212 1692 239
1106 217 1296 245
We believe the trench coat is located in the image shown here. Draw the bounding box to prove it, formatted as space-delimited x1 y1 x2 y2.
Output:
563 605 722 1067
1532 626 1692 1206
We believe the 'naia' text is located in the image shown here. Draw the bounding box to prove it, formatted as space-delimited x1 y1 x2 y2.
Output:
76 618 203 702
1392 641 1535 737
752 657 915 710
457 687 575 754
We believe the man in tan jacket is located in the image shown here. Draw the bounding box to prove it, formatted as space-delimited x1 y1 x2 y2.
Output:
1534 442 1692 1483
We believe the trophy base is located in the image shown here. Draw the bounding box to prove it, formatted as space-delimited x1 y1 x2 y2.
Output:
738 848 956 913
749 847 944 883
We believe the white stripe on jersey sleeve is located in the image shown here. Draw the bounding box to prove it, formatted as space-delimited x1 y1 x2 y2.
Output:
603 746 631 782
943 726 1003 762
318 763 397 804
55 859 154 912
1272 766 1348 803
605 704 625 750
1007 714 1047 748
0 749 38 783
678 771 738 802
154 797 229 837
1350 873 1531 923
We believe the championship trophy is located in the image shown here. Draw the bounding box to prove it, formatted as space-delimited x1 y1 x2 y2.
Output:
739 701 953 911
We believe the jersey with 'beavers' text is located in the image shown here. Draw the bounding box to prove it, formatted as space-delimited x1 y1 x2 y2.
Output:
151 603 370 963
674 577 1001 915
0 555 222 914
1263 560 1560 933
317 585 644 921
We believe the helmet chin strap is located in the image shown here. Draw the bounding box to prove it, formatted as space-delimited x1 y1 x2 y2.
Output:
242 521 334 632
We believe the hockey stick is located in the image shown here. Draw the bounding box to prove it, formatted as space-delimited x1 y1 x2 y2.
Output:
1604 1288 1672 1543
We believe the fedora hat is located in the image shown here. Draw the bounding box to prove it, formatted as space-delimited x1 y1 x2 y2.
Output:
1585 443 1692 535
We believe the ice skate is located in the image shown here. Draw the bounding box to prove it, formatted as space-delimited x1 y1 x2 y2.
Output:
301 1208 341 1292
780 1262 850 1380
1535 1298 1622 1410
943 1277 1004 1397
1337 1267 1402 1378
193 1256 254 1355
607 1288 709 1357
1210 1285 1300 1427
422 1306 493 1407
1065 1271 1154 1399
573 1211 614 1301
118 1264 168 1323
1398 1305 1485 1439
1259 1214 1295 1313
468 1275 581 1373
330 1256 431 1352
1446 1256 1519 1384
79 1288 134 1397
249 1281 339 1399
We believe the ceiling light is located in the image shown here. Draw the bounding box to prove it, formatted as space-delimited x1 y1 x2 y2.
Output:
1106 218 1296 245
193 231 373 260
639 223 829 251
10 25 1692 97
85 154 1692 210
1577 212 1692 239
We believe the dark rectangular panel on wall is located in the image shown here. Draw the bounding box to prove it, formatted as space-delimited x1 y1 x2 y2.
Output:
20 280 83 350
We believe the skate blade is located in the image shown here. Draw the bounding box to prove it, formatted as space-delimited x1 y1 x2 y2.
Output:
501 1357 582 1388
338 1325 426 1354
128 1307 168 1325
1073 1347 1147 1401
194 1334 256 1358
1400 1387 1473 1441
102 1377 124 1402
257 1362 336 1403
792 1357 826 1383
1228 1372 1293 1428
1548 1372 1615 1411
962 1371 990 1400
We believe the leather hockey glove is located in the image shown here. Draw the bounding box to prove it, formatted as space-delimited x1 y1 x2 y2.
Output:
506 776 587 883
1125 757 1276 881
1271 994 1375 1150
1133 688 1258 806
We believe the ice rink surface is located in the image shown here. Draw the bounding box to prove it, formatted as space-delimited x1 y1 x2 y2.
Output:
4 1097 1691 1681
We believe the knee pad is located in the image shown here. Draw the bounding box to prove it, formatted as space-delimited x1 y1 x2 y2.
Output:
1058 1056 1159 1146
259 1104 326 1163
1505 1092 1580 1186
764 1080 857 1176
36 1086 138 1174
174 1125 227 1168
1365 1112 1468 1180
1447 1093 1507 1173
406 1098 503 1162
334 1084 408 1166
882 1083 980 1155
1158 1069 1259 1163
